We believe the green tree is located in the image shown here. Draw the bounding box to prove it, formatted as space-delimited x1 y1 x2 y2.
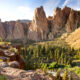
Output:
56 69 62 80
49 50 53 59
63 70 68 80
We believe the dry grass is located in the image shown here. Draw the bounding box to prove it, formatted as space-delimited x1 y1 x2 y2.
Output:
66 28 80 49
0 41 11 45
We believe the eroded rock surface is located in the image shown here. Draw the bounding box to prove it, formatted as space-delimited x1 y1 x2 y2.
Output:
28 6 49 41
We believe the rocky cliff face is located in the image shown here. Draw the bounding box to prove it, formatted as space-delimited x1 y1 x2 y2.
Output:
66 9 80 32
28 6 48 41
0 20 6 39
0 6 80 42
3 20 30 42
47 6 80 39
51 7 71 35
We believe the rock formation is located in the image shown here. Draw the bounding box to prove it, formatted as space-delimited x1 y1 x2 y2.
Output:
0 20 6 39
0 6 80 42
28 6 49 41
3 20 29 41
66 9 80 32
0 45 25 69
13 20 25 40
48 6 71 38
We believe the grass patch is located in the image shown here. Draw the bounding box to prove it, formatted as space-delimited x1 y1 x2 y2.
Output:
0 75 6 80
68 67 80 76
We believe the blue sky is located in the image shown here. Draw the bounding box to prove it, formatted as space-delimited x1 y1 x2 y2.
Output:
0 0 80 21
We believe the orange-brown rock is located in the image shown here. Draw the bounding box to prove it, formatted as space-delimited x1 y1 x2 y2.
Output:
3 21 15 40
3 20 30 42
0 50 5 56
16 54 25 69
0 20 6 39
66 9 80 32
51 7 71 36
13 20 25 40
28 6 49 41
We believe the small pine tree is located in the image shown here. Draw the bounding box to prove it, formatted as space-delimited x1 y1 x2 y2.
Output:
62 70 68 80
56 69 62 80
61 52 64 64
49 50 53 59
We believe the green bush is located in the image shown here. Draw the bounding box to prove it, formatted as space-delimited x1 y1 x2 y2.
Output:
75 67 80 76
0 75 6 80
48 62 59 70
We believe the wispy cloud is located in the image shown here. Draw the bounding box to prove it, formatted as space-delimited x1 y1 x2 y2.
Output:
62 0 80 10
62 0 71 7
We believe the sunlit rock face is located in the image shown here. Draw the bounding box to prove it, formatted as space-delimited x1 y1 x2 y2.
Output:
0 19 6 39
47 6 80 38
3 21 15 40
51 7 71 36
13 20 25 40
28 6 49 41
66 9 80 32
3 20 30 41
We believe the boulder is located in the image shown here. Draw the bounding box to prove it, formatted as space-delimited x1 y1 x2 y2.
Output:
4 52 17 61
0 62 9 68
9 61 20 68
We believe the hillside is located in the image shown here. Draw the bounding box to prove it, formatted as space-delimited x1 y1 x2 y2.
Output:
35 27 80 49
66 27 80 49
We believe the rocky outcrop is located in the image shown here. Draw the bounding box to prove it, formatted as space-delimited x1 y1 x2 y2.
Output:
66 9 80 32
28 6 49 41
3 21 15 40
47 6 80 39
49 7 71 38
13 21 25 40
0 45 25 69
0 20 6 39
9 61 20 68
3 20 29 41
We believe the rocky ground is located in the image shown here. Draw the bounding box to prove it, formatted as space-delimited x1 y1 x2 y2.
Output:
1 68 53 80
0 45 25 69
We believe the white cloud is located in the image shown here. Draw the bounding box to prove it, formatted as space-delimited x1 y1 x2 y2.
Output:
18 6 34 20
0 6 34 22
43 0 60 17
